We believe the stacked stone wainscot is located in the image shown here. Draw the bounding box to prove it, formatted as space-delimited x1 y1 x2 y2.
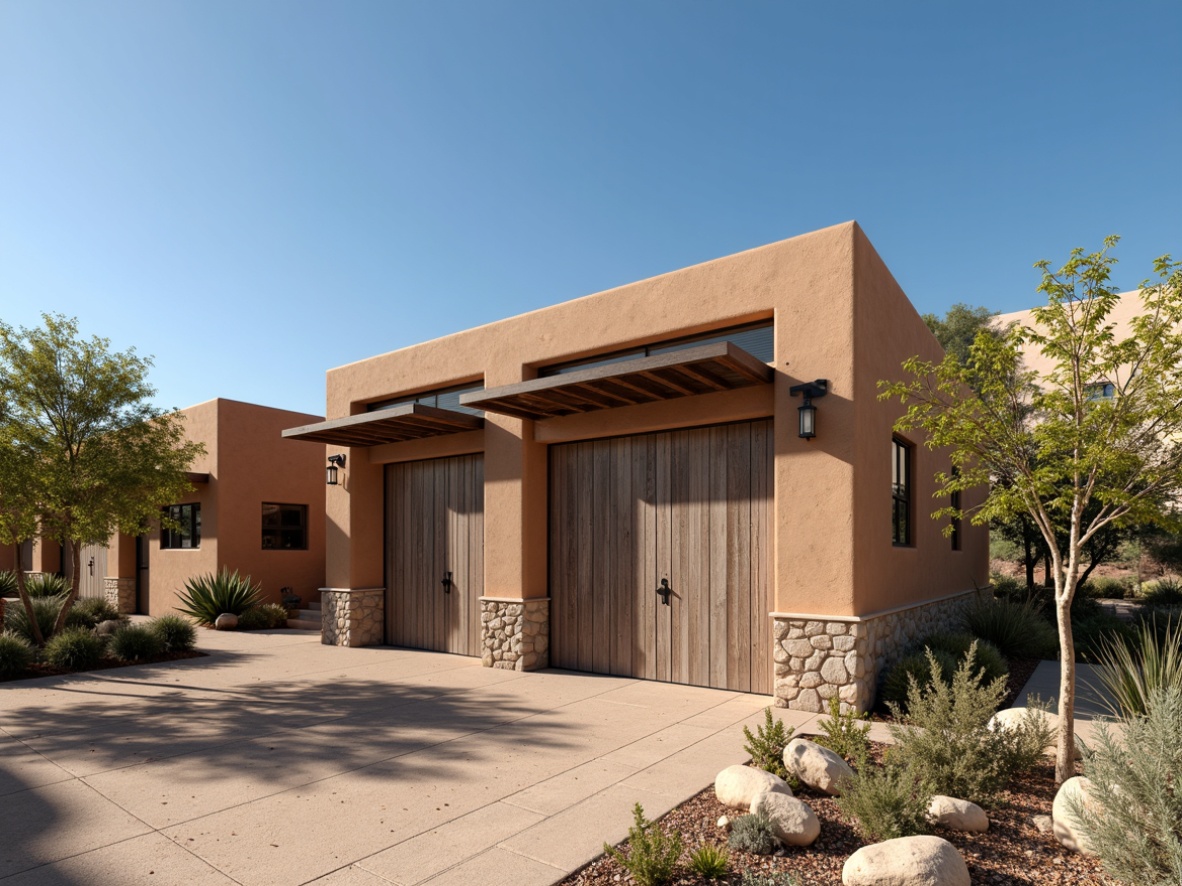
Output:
103 577 135 614
773 588 986 713
320 587 384 647
480 597 549 671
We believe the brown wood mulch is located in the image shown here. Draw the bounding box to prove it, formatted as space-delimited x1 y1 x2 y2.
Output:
0 650 207 683
560 748 1115 886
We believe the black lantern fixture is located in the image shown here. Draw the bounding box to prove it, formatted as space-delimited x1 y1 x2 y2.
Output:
326 454 346 486
789 379 829 440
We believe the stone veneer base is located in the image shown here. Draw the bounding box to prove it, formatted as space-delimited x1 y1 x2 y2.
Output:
772 589 987 714
480 597 549 671
104 577 135 614
321 587 384 647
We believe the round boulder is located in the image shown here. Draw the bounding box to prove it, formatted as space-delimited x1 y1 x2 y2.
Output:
842 835 970 886
783 738 854 795
714 765 792 808
214 613 239 631
927 795 988 833
1052 776 1096 855
988 707 1082 758
96 619 122 636
750 789 820 847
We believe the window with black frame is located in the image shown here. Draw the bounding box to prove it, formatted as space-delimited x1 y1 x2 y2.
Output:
262 503 308 550
161 504 201 549
891 438 912 546
950 466 962 551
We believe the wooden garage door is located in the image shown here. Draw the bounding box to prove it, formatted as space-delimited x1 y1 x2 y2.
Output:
550 420 772 693
384 454 484 655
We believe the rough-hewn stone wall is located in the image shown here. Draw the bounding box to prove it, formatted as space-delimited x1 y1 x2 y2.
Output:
104 577 135 614
480 597 549 671
773 589 984 713
321 587 384 647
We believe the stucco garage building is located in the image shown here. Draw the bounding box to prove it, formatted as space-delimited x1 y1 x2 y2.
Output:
286 222 988 712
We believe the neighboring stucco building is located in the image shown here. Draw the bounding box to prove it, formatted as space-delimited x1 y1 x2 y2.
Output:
286 222 988 712
95 399 329 616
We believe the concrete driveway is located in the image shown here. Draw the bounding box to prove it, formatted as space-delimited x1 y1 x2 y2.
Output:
1 627 821 886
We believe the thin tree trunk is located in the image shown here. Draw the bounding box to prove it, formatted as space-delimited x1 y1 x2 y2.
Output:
13 539 44 646
1023 525 1036 591
50 538 82 636
1055 594 1078 784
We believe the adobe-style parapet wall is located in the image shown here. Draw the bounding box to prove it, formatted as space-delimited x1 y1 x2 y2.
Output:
104 577 135 614
773 588 987 713
480 597 549 671
321 587 384 647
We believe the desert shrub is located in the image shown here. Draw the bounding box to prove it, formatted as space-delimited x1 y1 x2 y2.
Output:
1091 615 1182 719
0 632 34 679
880 648 958 713
176 569 262 626
602 803 682 886
742 707 793 779
43 627 105 671
989 572 1024 600
238 602 289 630
0 570 17 597
687 843 729 878
1069 686 1182 885
814 694 871 765
960 595 1058 659
836 760 931 842
923 631 1009 684
108 624 163 662
1088 576 1131 599
66 597 122 630
149 615 197 653
887 646 1053 805
1141 577 1182 606
727 812 777 855
24 573 71 598
5 596 64 643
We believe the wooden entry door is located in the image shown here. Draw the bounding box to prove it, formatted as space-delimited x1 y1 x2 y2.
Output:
549 420 772 694
384 454 484 655
78 544 108 600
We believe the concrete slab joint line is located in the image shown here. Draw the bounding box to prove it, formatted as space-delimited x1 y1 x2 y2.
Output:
481 597 549 671
773 589 987 713
321 586 385 647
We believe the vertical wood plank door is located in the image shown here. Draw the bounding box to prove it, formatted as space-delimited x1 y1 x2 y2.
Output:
549 420 772 694
78 544 108 600
384 454 484 655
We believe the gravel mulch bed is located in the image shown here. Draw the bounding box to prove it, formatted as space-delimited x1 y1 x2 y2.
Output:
561 746 1115 886
1 649 207 682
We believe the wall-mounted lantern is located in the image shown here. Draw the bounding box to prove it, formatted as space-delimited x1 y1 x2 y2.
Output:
326 454 346 486
789 379 829 440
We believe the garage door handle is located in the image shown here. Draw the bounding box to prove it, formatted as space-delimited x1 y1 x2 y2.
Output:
656 578 672 606
441 571 453 594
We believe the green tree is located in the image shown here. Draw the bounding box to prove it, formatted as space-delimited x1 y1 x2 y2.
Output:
881 237 1182 783
921 303 998 365
0 314 205 639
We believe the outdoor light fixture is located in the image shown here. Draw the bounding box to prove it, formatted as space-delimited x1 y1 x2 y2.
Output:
326 454 346 486
789 379 829 440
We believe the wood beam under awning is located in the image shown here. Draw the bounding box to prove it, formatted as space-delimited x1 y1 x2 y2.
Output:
460 341 773 421
281 403 483 447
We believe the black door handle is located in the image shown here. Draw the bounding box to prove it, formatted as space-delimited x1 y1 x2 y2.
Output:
656 578 672 606
441 571 453 594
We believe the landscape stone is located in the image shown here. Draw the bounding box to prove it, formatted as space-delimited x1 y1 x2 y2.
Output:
842 835 970 886
1032 814 1053 834
96 619 122 636
749 789 820 847
1052 776 1096 855
927 795 988 833
214 613 238 631
783 738 854 795
714 765 793 808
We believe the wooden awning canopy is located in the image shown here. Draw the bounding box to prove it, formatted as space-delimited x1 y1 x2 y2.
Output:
460 341 772 421
281 403 483 447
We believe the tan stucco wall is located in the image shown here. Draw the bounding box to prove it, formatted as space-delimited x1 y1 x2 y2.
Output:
145 399 327 615
320 221 987 618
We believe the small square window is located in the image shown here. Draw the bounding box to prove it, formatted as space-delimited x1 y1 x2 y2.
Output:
161 504 201 549
262 503 307 550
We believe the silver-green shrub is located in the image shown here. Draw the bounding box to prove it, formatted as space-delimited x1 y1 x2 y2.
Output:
1070 686 1182 885
602 803 683 886
726 812 777 855
836 760 931 842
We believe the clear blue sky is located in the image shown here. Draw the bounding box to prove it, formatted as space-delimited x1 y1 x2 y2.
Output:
3 1 1179 417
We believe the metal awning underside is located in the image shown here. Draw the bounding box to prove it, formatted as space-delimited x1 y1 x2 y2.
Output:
460 341 772 421
281 403 484 447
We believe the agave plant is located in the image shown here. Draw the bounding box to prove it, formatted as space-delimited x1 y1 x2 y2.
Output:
24 573 71 598
176 569 263 626
1089 614 1182 719
0 570 18 597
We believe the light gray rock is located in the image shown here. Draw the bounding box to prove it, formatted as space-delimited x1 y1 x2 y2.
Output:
927 795 988 833
714 765 793 808
749 789 820 847
842 835 970 886
1032 814 1054 834
214 613 238 631
96 619 122 636
717 815 731 831
1052 776 1096 855
989 707 1081 757
784 738 854 795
